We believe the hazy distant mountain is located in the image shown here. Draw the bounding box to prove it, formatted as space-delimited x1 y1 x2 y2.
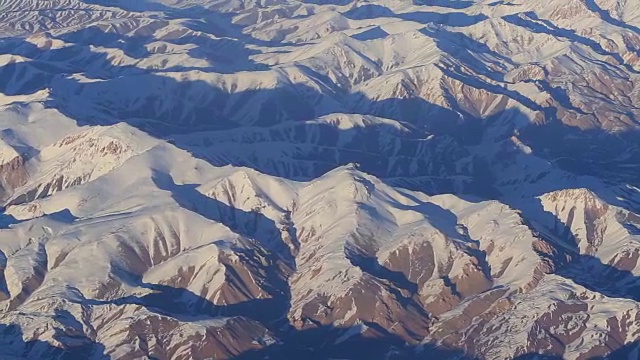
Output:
1 0 639 359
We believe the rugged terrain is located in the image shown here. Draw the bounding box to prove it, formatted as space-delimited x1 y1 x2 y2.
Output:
0 0 640 359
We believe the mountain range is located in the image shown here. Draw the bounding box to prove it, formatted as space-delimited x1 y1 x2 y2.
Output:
0 0 640 359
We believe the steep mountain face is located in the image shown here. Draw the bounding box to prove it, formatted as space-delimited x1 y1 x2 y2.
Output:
0 0 639 359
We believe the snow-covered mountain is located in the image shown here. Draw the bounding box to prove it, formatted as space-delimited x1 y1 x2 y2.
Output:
0 0 639 359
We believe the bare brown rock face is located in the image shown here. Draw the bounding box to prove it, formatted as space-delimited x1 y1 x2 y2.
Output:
0 155 28 201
